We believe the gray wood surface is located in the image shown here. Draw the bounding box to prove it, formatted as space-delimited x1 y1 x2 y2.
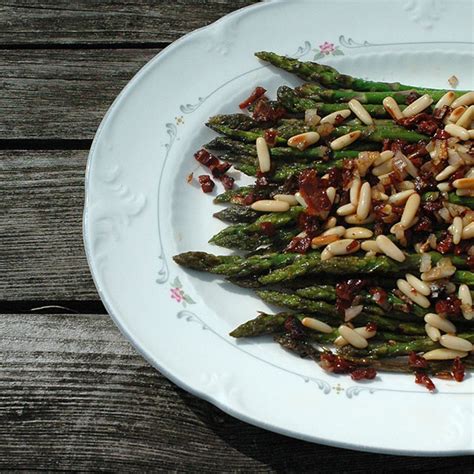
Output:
0 49 158 139
0 150 97 300
1 1 472 471
1 313 472 471
0 0 257 45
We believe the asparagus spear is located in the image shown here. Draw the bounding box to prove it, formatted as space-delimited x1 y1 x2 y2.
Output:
339 333 474 359
296 83 448 104
277 86 389 116
213 205 260 223
256 290 424 334
213 185 275 205
255 51 465 94
258 252 470 285
210 121 428 145
448 192 474 209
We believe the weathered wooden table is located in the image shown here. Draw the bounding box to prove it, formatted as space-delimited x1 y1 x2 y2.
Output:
1 2 472 470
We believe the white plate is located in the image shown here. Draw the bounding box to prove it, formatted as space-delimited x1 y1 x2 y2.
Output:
84 0 474 455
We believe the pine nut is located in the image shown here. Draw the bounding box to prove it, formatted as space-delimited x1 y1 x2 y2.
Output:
437 182 452 192
397 278 431 308
337 203 356 216
435 165 460 182
400 193 420 228
325 239 360 256
294 192 307 208
350 177 361 206
302 317 333 334
462 222 474 239
456 189 474 197
250 200 290 213
311 234 339 248
320 247 334 261
344 227 373 239
425 324 441 342
348 99 373 125
273 194 299 206
326 186 336 204
434 91 456 110
376 235 406 262
330 131 361 150
446 105 467 124
320 109 352 125
397 180 415 191
372 159 393 176
445 123 470 141
424 313 456 334
453 178 474 190
373 150 394 167
405 273 431 296
456 105 474 128
338 325 368 349
361 240 380 253
449 216 463 245
423 348 468 360
355 326 377 339
305 109 321 126
382 96 403 120
324 216 337 229
451 91 474 108
439 334 473 352
322 226 346 237
421 258 456 281
356 182 371 220
287 131 320 150
402 94 433 117
256 137 271 173
345 213 375 225
458 284 473 306
388 189 415 205
469 129 474 139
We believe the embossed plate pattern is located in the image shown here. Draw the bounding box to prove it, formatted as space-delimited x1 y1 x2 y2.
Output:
84 0 474 455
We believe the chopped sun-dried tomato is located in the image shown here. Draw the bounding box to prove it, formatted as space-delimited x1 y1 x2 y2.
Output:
350 368 377 381
297 212 320 235
264 128 279 147
298 169 331 216
284 316 306 340
406 91 421 104
252 98 286 123
408 351 428 369
239 86 267 109
336 279 367 314
210 161 232 177
285 235 312 254
435 295 462 318
436 231 454 254
415 371 436 391
194 148 219 167
219 174 234 190
366 322 378 333
452 357 465 382
259 221 276 237
198 175 215 193
319 352 355 374
369 287 388 308
434 128 451 140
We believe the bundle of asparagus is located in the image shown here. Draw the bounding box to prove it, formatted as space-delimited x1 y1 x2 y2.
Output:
175 52 474 388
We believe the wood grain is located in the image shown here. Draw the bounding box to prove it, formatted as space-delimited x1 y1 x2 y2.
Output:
0 150 97 300
1 312 472 471
0 49 159 140
0 0 258 46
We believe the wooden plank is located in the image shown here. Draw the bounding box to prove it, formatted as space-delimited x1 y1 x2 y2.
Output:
0 49 158 140
0 150 97 300
0 0 257 45
1 312 472 471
